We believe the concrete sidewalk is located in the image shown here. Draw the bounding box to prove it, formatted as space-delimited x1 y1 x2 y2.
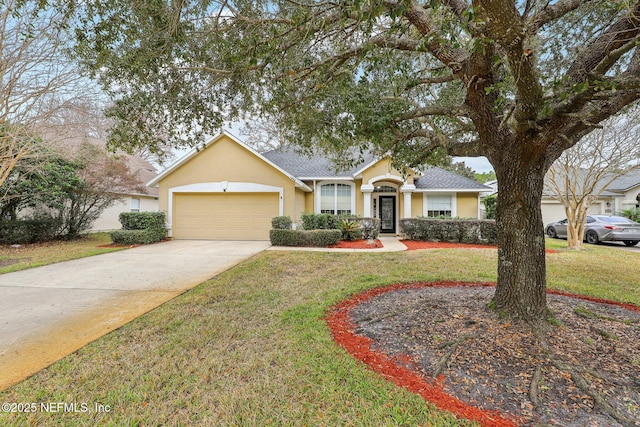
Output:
0 240 270 391
266 235 407 252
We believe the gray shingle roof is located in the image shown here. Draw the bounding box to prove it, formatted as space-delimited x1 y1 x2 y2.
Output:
263 148 490 190
262 148 376 178
606 170 640 191
415 167 491 190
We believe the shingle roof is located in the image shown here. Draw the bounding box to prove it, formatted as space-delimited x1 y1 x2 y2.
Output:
415 167 491 190
606 170 640 192
263 148 490 190
262 148 377 178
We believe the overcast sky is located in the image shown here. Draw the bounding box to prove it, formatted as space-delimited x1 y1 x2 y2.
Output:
454 156 494 173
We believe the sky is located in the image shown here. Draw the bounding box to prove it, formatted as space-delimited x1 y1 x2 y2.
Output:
454 156 494 173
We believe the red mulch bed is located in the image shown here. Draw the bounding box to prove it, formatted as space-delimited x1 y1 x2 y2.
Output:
326 282 640 427
329 239 383 249
401 240 560 254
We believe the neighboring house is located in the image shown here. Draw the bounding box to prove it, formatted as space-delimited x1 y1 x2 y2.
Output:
91 154 160 231
539 170 640 226
147 132 490 240
9 133 160 232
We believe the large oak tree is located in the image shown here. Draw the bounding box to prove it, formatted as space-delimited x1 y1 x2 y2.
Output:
73 0 640 320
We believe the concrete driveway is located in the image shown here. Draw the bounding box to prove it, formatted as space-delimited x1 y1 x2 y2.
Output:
0 240 269 391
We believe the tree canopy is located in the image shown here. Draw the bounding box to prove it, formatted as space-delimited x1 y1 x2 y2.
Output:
71 0 640 319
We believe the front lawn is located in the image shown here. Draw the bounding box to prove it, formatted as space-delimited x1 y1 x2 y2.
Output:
0 233 126 274
0 243 638 426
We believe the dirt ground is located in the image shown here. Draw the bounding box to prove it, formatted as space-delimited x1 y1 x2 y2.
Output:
336 282 640 427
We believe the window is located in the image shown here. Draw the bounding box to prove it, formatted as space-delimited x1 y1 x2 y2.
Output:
319 183 353 215
426 195 452 217
131 198 141 213
374 185 396 193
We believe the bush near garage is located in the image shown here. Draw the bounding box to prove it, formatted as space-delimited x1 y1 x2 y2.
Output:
0 218 60 244
400 218 497 245
269 229 341 247
271 216 293 230
119 212 166 232
110 212 166 245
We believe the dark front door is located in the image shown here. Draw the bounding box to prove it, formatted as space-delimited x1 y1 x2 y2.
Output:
379 196 396 234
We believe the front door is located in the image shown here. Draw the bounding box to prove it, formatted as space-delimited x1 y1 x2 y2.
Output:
379 196 396 234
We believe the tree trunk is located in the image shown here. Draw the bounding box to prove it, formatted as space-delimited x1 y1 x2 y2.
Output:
566 205 587 250
492 159 548 320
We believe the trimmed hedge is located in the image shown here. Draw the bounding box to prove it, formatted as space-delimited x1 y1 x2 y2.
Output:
270 229 341 247
0 219 59 244
119 212 166 232
110 212 166 245
271 216 293 230
301 213 380 240
300 213 340 230
110 229 167 245
400 218 497 244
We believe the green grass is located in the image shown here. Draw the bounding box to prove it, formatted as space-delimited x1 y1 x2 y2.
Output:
0 240 638 426
0 233 126 274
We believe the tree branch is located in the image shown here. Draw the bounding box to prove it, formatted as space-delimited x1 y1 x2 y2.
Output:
401 1 469 71
395 105 469 122
529 0 594 32
477 0 543 128
566 1 640 84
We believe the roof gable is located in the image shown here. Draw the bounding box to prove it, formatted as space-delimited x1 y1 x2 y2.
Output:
147 132 311 190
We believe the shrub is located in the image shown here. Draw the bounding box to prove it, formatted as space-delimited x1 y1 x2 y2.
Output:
271 216 293 230
483 194 497 219
111 212 166 244
339 219 362 241
269 229 341 247
119 212 166 232
300 213 340 230
301 214 380 240
357 217 381 240
0 218 60 244
110 229 166 245
400 218 497 244
621 208 640 223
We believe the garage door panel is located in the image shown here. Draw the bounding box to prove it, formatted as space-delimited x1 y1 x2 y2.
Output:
173 193 279 240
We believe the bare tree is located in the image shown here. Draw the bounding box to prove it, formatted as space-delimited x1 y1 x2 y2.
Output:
0 0 105 191
545 110 640 249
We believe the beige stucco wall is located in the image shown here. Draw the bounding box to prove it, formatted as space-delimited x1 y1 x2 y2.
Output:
157 135 298 218
303 190 314 214
411 193 423 217
456 193 480 218
360 158 414 185
294 189 307 223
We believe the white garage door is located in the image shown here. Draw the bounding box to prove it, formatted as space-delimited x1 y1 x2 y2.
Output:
173 193 279 240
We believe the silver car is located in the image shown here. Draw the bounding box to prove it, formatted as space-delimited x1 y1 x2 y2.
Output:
545 215 640 246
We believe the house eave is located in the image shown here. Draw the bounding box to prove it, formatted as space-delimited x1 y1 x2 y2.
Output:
299 176 355 181
414 188 486 193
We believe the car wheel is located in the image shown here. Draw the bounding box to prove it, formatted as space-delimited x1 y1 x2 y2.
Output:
623 240 639 247
585 231 599 244
546 227 557 238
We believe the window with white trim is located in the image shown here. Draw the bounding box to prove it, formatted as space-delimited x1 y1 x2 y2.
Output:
320 183 353 215
426 195 452 217
131 198 141 213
